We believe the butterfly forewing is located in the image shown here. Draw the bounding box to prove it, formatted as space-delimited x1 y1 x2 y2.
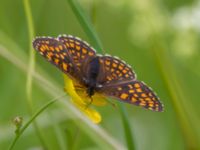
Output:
100 80 163 111
58 35 96 74
97 55 136 85
33 37 79 80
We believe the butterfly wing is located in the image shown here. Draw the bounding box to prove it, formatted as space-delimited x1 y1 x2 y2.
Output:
33 35 97 84
33 36 82 81
100 80 163 111
96 55 136 85
96 55 163 111
58 35 96 76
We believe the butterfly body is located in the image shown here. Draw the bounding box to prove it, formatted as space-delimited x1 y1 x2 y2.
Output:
84 56 101 97
33 35 164 112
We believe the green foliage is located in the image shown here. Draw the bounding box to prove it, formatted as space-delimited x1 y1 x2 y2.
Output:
0 0 200 149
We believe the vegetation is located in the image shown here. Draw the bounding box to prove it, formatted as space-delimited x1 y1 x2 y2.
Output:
0 0 199 149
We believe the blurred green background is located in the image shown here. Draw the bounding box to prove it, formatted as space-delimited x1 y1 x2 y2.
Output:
0 0 200 149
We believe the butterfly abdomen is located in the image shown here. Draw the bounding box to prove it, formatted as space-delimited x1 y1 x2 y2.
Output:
88 57 100 80
85 57 100 96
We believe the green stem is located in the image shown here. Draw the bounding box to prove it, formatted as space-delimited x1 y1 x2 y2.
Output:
8 94 66 150
151 37 199 149
68 0 103 53
119 105 135 150
23 0 47 148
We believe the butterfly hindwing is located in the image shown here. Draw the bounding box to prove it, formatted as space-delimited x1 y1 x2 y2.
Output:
96 55 136 85
100 80 163 111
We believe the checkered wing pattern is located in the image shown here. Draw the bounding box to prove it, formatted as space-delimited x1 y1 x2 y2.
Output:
33 37 79 80
97 56 163 111
58 35 96 73
97 55 136 85
101 80 163 111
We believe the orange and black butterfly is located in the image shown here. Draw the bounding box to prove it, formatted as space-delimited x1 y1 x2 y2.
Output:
33 35 163 112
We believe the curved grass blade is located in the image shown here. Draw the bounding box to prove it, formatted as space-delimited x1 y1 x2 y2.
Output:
9 94 66 150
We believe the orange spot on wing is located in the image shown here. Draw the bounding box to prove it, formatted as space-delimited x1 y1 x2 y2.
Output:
54 59 59 64
145 97 151 101
120 93 128 100
70 43 74 48
106 76 112 81
77 52 80 57
39 47 45 52
148 93 153 97
128 84 133 89
66 43 70 47
49 47 54 51
129 90 135 93
55 54 60 58
105 60 111 65
134 83 140 88
139 102 146 106
89 51 94 56
112 63 117 68
45 45 49 50
62 63 68 71
59 45 63 50
131 97 137 102
82 48 87 54
75 41 80 45
136 88 142 92
60 54 65 59
119 65 123 70
149 103 154 107
76 45 81 50
55 47 59 51
141 93 147 97
125 74 129 78
122 69 127 74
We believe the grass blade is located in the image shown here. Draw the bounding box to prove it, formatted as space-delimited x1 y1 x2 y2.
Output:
23 0 48 148
68 0 103 52
119 105 135 150
8 94 65 150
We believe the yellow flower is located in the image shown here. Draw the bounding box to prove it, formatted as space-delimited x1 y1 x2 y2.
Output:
63 74 107 124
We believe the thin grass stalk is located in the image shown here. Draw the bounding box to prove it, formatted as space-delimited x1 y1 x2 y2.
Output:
119 106 135 150
151 38 199 149
23 0 47 148
67 0 103 52
50 112 67 150
8 95 65 150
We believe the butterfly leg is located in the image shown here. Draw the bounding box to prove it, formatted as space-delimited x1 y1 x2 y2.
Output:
105 99 117 108
84 96 94 109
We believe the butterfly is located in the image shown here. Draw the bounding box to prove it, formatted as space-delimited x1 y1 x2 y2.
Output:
33 35 163 112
